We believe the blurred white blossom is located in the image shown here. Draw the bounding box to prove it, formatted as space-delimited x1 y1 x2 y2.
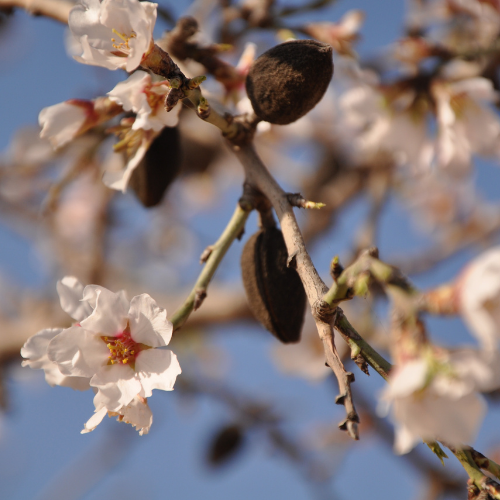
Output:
69 0 157 72
39 98 121 149
380 348 500 454
432 72 500 172
459 247 500 351
337 64 433 171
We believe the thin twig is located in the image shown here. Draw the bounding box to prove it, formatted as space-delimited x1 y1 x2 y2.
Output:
170 203 250 332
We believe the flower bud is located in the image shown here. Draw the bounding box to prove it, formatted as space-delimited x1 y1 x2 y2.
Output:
129 126 182 207
241 227 306 343
245 39 333 125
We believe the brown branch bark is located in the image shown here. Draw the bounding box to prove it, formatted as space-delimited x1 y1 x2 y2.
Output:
0 0 73 23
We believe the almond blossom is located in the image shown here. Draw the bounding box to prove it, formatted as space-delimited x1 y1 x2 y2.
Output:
380 348 500 454
68 0 157 72
21 276 181 434
107 71 181 131
432 70 500 173
47 281 181 415
39 98 122 149
337 65 433 172
458 247 500 351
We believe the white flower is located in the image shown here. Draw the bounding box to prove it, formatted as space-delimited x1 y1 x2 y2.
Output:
21 328 91 390
47 279 181 415
83 394 152 435
69 0 157 72
108 71 181 131
432 75 500 172
337 68 432 171
459 247 500 351
39 98 122 149
379 349 500 454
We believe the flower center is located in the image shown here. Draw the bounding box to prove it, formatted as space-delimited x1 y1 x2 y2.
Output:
102 325 139 366
111 28 137 55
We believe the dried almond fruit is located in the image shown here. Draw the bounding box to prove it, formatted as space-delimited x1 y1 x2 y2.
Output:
241 227 306 343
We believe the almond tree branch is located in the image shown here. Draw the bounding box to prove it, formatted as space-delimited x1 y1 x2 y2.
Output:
170 203 250 332
232 143 363 438
0 0 72 23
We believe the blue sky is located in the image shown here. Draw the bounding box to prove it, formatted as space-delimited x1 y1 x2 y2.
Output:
1 1 499 499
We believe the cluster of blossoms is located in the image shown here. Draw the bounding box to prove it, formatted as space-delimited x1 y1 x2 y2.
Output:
380 247 500 454
335 59 500 174
39 0 182 192
21 277 181 434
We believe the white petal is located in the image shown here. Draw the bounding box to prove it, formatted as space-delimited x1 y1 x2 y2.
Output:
383 359 428 399
80 285 129 335
39 102 88 149
393 423 420 455
108 71 150 112
128 294 172 347
135 349 181 397
91 364 141 411
57 276 93 322
117 396 152 435
47 325 109 377
81 407 108 433
21 328 63 367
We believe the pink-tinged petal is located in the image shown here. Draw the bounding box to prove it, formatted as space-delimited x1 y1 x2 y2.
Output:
80 285 129 336
47 325 109 377
81 407 108 434
57 276 93 322
135 349 181 397
91 364 141 411
129 294 172 347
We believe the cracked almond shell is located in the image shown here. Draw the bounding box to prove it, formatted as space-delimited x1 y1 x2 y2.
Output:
245 39 333 125
129 126 182 208
241 227 306 343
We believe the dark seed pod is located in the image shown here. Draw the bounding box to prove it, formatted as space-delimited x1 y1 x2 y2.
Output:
129 126 182 208
245 39 333 125
241 227 306 343
207 424 245 467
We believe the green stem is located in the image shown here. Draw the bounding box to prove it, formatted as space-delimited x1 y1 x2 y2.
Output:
335 311 392 380
170 204 250 331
